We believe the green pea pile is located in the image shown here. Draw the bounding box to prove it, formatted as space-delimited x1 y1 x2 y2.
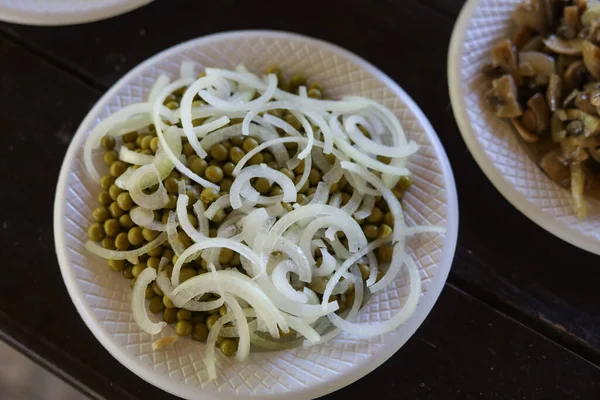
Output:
87 66 412 355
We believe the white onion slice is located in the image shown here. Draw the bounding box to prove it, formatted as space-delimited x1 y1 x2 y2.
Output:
156 271 224 312
204 195 231 220
313 247 336 277
273 237 311 281
321 235 392 310
344 115 419 158
329 193 342 208
176 194 205 243
192 201 210 237
85 232 167 261
262 113 302 136
327 256 420 338
118 147 154 165
130 207 166 231
149 74 170 104
229 165 296 209
171 238 263 286
308 182 330 205
138 126 182 190
220 319 259 338
353 195 375 220
115 167 135 190
341 161 405 243
406 225 447 235
333 136 409 176
152 78 219 190
368 240 406 294
222 294 250 362
172 270 287 336
131 267 166 335
284 314 320 344
167 212 185 256
271 260 309 303
128 165 169 210
341 189 364 214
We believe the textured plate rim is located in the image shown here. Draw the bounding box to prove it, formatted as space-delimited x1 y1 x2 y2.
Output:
54 30 459 399
448 0 600 255
0 0 153 26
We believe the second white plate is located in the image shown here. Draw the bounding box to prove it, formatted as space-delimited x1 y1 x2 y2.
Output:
449 0 600 255
0 0 152 25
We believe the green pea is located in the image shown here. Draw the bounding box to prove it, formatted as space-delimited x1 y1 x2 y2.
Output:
147 245 162 257
115 232 130 250
92 206 110 223
229 146 245 163
308 168 321 185
392 187 403 199
211 144 229 161
164 177 179 194
205 166 224 183
291 73 306 86
88 223 105 242
206 314 220 330
175 320 193 336
242 138 258 153
110 161 127 178
142 228 159 242
378 244 393 263
148 297 164 313
116 192 133 211
119 214 133 229
164 194 177 209
296 193 306 203
163 295 176 309
98 191 112 205
177 309 192 321
108 184 123 201
223 162 235 177
101 237 115 250
150 137 160 153
123 131 138 143
254 178 271 194
220 339 238 357
103 150 118 166
163 307 178 323
199 187 219 204
218 248 234 264
162 248 175 260
378 224 393 238
127 227 144 246
145 286 155 299
284 114 302 131
367 207 383 223
190 158 208 176
99 175 115 190
294 160 305 174
152 281 164 297
363 225 379 240
192 323 209 342
212 209 226 223
269 186 283 196
247 153 264 165
396 176 412 190
294 175 309 193
107 259 125 272
139 135 153 150
109 202 124 218
179 267 196 283
103 219 120 237
146 257 160 271
263 152 274 163
101 135 115 150
219 305 228 317
123 265 134 279
307 88 322 99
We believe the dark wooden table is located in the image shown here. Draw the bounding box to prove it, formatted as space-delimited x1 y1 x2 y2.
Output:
1 0 599 399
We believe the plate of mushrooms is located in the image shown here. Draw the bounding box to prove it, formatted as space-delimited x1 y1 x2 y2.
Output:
449 0 600 254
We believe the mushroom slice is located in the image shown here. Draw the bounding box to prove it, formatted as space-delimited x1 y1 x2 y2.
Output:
521 35 544 52
519 51 556 78
484 74 523 118
565 109 600 137
512 0 549 32
491 39 521 83
562 60 588 92
581 3 600 26
543 35 584 56
546 74 562 111
550 111 566 142
582 40 600 80
527 93 550 134
511 118 540 143
563 5 581 30
575 91 598 114
538 150 571 187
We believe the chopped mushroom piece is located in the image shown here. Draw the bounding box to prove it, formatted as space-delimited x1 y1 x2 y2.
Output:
565 109 600 136
527 93 551 134
538 150 571 187
484 74 523 118
546 74 562 111
582 40 600 79
511 118 540 143
543 35 584 56
562 60 588 92
512 0 549 32
491 39 521 83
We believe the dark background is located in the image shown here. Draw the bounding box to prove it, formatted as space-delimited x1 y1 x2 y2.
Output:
0 0 599 399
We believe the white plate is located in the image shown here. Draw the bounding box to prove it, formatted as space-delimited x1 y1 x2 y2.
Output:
449 0 600 255
54 31 458 399
0 0 152 25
